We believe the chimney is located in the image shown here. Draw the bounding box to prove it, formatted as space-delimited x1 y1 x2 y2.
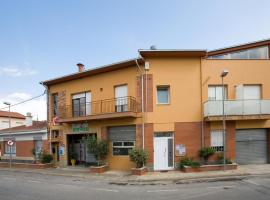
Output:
25 112 33 127
77 63 85 72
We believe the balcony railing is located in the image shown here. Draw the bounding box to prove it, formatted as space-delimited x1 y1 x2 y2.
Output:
57 96 138 120
204 99 270 119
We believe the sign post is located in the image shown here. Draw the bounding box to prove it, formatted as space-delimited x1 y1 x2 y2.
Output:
7 140 14 168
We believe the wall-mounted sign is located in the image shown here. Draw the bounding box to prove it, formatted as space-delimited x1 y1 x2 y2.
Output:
175 144 186 156
72 123 89 133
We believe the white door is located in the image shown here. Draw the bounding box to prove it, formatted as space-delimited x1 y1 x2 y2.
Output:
154 137 174 170
114 85 128 112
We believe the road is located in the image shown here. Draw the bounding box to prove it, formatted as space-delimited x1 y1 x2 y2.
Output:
0 170 270 200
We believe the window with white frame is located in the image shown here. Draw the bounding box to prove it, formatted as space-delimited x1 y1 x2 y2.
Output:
5 142 16 154
208 85 227 100
210 130 223 152
112 141 135 156
157 86 170 104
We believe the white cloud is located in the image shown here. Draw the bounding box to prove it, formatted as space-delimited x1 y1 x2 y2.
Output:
0 92 47 120
0 67 37 77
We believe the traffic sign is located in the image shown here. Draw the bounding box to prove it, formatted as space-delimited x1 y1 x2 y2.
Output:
7 140 14 146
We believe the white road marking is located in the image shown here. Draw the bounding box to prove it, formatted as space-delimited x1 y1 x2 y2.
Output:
2 177 16 181
243 180 260 186
93 188 119 193
28 180 42 183
147 189 178 193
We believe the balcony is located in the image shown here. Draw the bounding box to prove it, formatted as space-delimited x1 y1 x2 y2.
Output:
204 99 270 121
56 96 139 123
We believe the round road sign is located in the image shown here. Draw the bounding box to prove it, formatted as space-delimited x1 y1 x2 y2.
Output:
7 140 14 146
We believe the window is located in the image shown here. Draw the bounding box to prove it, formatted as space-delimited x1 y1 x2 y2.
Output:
35 140 43 156
209 46 269 60
72 92 91 117
115 85 128 112
208 85 227 100
112 141 135 156
211 130 223 152
5 142 16 154
243 85 261 100
1 121 9 129
52 93 58 116
157 86 170 104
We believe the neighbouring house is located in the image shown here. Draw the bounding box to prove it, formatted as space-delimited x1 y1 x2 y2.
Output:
40 39 270 171
0 110 25 130
0 113 48 163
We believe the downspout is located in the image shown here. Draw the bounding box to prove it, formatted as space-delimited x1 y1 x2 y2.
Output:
40 82 51 154
135 59 145 149
200 57 204 148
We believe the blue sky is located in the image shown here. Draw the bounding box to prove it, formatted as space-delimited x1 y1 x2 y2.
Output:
0 0 270 119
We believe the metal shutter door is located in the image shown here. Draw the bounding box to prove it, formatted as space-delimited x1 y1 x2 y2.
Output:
108 125 136 141
236 129 268 164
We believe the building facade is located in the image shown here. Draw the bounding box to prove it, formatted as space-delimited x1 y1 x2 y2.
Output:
0 110 25 130
0 113 48 162
41 39 270 170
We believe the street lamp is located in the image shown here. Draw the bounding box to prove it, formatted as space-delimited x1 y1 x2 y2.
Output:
220 70 228 171
3 102 12 168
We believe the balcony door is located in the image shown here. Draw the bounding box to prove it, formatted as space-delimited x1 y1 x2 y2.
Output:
72 92 91 117
115 85 128 112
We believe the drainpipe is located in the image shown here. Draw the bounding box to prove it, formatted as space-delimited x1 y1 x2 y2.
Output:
40 82 51 154
200 57 204 148
135 59 145 149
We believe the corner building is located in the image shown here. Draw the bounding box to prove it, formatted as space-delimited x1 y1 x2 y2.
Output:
41 39 270 170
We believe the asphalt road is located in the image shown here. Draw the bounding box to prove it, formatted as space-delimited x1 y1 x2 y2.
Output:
0 171 270 200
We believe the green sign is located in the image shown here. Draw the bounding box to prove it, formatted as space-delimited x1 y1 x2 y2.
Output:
72 123 89 133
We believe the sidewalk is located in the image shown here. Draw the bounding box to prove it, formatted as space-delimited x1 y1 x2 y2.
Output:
1 164 270 184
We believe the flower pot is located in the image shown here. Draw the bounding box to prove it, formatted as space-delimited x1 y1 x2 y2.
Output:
90 165 108 173
71 159 76 167
131 167 148 175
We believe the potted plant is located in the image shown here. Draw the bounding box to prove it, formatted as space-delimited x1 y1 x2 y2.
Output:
129 148 149 175
199 147 216 165
179 156 201 172
69 151 77 167
85 135 109 173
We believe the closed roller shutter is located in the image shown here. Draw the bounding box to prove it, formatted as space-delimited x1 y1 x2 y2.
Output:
236 129 268 164
108 125 136 141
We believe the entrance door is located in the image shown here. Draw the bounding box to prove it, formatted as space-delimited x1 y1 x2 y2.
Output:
154 134 174 170
114 85 128 112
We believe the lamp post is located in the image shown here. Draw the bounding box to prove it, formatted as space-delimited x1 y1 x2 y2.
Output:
3 102 12 168
220 70 229 171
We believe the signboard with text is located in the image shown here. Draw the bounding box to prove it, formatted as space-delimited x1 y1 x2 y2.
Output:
175 144 186 156
72 123 89 133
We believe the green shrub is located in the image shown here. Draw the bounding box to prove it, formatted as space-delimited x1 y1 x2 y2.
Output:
129 148 149 168
84 135 108 166
179 157 200 169
199 147 216 164
216 153 233 164
40 151 53 164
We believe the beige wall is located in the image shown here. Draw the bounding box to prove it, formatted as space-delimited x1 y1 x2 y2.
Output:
146 57 202 132
202 59 270 129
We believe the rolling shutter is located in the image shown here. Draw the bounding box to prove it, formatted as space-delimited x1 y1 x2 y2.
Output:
236 129 268 164
108 125 136 141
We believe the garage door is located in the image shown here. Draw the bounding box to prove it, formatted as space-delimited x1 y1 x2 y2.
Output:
236 129 268 164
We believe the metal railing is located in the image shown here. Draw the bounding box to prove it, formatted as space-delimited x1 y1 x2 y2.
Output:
204 99 270 117
56 96 138 119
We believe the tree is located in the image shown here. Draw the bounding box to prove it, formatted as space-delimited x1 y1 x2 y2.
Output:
84 135 108 166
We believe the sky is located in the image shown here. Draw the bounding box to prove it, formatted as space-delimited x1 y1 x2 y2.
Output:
0 0 270 120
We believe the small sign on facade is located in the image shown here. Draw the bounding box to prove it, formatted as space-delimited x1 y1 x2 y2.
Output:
59 145 65 156
72 123 89 133
175 144 186 156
